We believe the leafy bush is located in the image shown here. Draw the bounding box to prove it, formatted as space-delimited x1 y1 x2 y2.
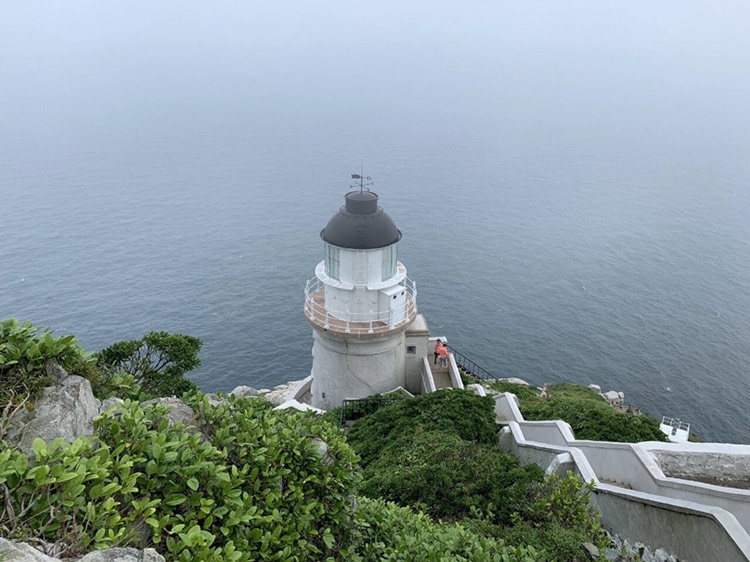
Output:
0 318 87 410
485 381 540 401
97 332 201 397
519 384 667 442
359 427 543 523
68 359 153 401
0 394 359 561
349 497 548 562
344 390 609 561
346 390 498 467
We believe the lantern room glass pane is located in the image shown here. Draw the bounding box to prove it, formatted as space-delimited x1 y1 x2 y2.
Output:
325 244 340 280
382 244 397 280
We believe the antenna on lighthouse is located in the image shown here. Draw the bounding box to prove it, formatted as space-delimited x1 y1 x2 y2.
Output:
350 165 373 193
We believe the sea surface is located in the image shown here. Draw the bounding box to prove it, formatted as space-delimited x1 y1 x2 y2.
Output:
1 2 749 442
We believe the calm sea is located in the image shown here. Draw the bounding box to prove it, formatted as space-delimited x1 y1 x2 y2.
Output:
1 2 749 442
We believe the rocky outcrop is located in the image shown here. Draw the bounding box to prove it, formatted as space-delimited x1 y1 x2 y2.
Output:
6 367 203 455
261 381 302 406
602 390 625 406
7 375 101 456
77 547 165 562
0 540 164 562
499 377 530 386
140 397 198 432
229 385 259 398
0 538 59 562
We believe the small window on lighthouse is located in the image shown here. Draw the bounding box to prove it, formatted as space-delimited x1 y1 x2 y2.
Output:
325 244 340 280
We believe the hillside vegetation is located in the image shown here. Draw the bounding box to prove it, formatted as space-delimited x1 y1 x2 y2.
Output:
2 319 613 560
345 391 608 561
474 377 668 443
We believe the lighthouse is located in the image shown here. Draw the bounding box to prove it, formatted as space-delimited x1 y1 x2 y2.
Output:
304 185 427 410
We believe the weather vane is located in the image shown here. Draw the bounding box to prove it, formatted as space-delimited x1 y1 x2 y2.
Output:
350 165 373 194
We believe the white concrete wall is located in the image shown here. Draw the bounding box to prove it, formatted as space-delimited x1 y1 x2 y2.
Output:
404 314 429 394
311 331 406 410
447 354 464 389
592 486 750 562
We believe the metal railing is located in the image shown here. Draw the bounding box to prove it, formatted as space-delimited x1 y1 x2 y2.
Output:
444 344 499 382
661 416 690 432
304 276 417 335
338 396 406 427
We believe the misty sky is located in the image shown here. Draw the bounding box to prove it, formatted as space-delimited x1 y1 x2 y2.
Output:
2 1 749 151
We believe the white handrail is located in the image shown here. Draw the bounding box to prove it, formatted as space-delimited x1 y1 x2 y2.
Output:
304 276 417 335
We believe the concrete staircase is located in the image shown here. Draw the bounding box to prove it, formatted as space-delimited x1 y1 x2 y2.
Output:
493 392 750 562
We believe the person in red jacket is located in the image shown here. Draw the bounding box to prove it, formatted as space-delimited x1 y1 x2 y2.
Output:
434 339 444 365
438 343 450 367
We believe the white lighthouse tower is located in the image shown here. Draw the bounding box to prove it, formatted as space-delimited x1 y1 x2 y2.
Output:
304 185 424 410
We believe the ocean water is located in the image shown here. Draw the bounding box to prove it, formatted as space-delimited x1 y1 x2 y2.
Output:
1 2 749 442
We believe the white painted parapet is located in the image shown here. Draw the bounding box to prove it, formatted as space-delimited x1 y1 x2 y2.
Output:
420 356 436 394
447 353 464 390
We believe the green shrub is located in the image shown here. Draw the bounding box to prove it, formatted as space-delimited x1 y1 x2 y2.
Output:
346 390 498 467
350 497 548 562
463 472 607 561
0 318 87 410
69 359 153 401
359 427 544 523
484 381 540 401
97 332 201 397
345 390 608 560
520 385 667 442
0 394 360 561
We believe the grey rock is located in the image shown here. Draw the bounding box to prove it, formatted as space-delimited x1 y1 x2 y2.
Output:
500 377 530 385
46 362 68 383
0 540 165 562
8 375 101 455
141 397 198 431
582 542 600 560
230 385 258 398
310 437 334 466
603 390 621 402
0 538 60 561
78 548 140 562
654 548 670 562
603 548 625 562
141 549 165 562
204 393 226 407
588 384 602 392
99 397 124 414
263 381 302 406
78 547 165 562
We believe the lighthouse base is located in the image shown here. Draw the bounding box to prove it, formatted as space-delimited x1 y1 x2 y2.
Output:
311 330 407 411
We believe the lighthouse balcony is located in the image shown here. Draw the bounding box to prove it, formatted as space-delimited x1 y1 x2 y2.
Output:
304 277 417 339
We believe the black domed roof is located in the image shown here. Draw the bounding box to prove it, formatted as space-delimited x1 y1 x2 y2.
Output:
321 191 401 250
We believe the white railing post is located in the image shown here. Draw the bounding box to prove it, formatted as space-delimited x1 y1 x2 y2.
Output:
345 310 351 333
324 305 330 329
368 310 374 333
